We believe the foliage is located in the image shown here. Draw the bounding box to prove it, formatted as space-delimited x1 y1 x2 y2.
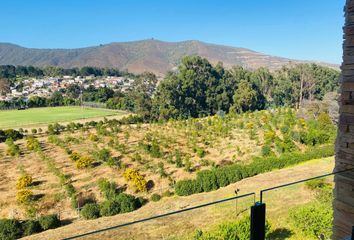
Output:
289 204 332 239
16 175 33 189
16 189 33 205
0 129 23 143
97 178 117 200
76 156 94 169
193 217 271 240
26 136 41 151
99 200 121 216
5 138 20 157
175 145 334 196
23 220 42 236
80 203 101 220
150 193 161 202
0 219 23 240
38 214 61 230
123 168 147 192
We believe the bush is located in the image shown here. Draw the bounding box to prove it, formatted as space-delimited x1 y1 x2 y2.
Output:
16 189 33 205
16 175 33 189
175 179 201 196
89 133 99 142
115 193 141 213
162 190 174 197
196 148 206 158
261 145 273 157
175 145 334 196
38 214 61 230
97 178 117 200
5 139 21 157
123 169 147 192
76 156 94 169
289 204 332 239
194 217 271 240
26 136 41 151
150 193 161 202
0 129 23 143
23 220 42 236
0 219 23 240
69 152 81 162
99 200 120 216
80 203 100 219
92 148 111 162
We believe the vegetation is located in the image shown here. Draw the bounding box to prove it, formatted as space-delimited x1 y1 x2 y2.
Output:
289 179 333 239
193 217 271 240
80 203 101 220
123 168 147 192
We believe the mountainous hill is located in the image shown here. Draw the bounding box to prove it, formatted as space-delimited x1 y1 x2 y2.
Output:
0 40 337 75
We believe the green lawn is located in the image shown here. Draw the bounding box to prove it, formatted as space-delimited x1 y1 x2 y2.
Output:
0 106 126 129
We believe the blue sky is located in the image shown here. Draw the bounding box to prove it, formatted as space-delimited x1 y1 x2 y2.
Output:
0 0 345 64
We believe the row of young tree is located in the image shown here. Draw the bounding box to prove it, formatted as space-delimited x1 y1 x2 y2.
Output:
0 65 135 79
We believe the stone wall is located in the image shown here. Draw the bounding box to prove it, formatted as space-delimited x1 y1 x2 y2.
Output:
333 0 354 238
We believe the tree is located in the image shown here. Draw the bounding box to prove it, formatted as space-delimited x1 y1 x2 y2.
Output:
0 79 11 96
231 80 265 113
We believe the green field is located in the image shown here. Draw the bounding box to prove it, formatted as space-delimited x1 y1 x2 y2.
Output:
0 106 126 129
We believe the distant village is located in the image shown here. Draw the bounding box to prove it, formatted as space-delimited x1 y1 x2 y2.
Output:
0 75 135 101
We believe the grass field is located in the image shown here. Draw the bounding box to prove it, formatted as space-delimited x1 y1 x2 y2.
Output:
0 106 126 129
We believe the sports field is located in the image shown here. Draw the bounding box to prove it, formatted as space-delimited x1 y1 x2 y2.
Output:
0 106 126 129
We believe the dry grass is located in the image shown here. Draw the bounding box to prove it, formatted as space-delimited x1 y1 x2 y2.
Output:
22 157 334 240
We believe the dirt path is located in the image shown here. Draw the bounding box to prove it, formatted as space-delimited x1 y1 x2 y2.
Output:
23 157 334 240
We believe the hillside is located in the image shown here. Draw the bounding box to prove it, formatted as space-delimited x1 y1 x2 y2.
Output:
0 108 336 239
0 40 338 75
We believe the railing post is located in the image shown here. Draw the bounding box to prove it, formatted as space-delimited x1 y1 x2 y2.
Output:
250 202 266 240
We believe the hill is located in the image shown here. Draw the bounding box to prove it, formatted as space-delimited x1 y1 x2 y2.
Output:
0 40 338 75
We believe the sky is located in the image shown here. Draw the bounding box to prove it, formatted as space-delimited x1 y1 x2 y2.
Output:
0 0 345 64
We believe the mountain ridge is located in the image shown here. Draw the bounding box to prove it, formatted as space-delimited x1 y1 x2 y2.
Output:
0 40 338 75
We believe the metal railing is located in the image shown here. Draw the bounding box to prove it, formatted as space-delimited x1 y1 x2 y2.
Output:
63 167 354 240
64 192 255 240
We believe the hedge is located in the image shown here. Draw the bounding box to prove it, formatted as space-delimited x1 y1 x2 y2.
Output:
175 145 334 196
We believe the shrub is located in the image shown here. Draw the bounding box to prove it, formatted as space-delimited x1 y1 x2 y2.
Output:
92 148 111 162
5 142 20 157
70 152 81 162
194 217 271 240
196 148 206 158
289 204 332 239
23 220 42 236
150 193 161 202
115 193 141 213
76 156 94 169
80 203 100 219
175 179 201 196
16 189 33 205
26 136 41 151
38 214 61 230
162 190 174 197
16 175 33 189
175 145 334 196
97 178 117 200
123 169 147 192
0 219 23 240
99 200 120 216
305 179 328 191
261 145 273 157
89 133 99 142
0 129 23 142
31 129 37 134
